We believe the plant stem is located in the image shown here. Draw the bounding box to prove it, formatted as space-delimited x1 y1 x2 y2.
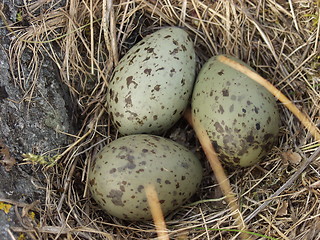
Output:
184 109 251 240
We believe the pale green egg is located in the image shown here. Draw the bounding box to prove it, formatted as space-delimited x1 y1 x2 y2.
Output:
107 27 196 135
192 54 280 167
89 134 203 221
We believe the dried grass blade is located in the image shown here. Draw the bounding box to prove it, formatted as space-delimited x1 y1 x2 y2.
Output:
145 184 169 240
244 137 320 223
184 109 251 240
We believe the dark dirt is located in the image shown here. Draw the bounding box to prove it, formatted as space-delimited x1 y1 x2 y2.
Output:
0 1 75 239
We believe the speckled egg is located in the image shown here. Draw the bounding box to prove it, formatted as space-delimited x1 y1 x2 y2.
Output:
107 27 196 135
88 134 203 221
192 54 280 167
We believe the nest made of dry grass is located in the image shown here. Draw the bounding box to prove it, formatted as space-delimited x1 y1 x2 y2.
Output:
3 0 320 239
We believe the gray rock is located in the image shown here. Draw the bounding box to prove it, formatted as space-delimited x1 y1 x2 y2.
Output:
0 1 75 239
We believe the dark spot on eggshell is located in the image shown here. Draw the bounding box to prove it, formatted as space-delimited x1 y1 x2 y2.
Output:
170 47 179 55
120 185 125 192
171 199 178 206
125 94 133 107
218 105 224 114
128 55 137 65
263 133 274 141
89 178 95 186
156 67 164 71
119 161 136 171
114 93 119 103
211 140 222 153
144 68 152 75
170 68 176 77
214 122 224 133
218 69 224 75
107 189 124 206
256 123 261 130
126 76 138 88
134 48 141 54
144 47 155 53
136 169 144 173
101 198 106 204
143 56 150 62
181 162 190 168
267 116 271 124
109 89 114 100
137 185 144 193
222 88 229 96
223 134 234 146
125 111 138 122
233 157 240 164
154 85 160 91
245 135 255 144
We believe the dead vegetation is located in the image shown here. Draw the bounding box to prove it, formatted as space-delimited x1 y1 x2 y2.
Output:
2 0 320 239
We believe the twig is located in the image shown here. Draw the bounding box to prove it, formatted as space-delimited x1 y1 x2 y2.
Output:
145 184 169 240
0 198 29 208
184 109 251 240
104 0 119 65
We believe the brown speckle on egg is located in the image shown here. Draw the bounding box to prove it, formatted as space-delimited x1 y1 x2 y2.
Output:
107 189 124 207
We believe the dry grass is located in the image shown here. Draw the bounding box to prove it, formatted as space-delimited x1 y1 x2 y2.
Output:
2 0 320 239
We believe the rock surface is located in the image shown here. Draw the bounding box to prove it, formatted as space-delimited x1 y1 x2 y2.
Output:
0 1 75 239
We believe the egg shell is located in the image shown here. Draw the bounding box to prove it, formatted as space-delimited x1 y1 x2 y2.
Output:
107 27 196 135
192 55 280 167
88 134 203 221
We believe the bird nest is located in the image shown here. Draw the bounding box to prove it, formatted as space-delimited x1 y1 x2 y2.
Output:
5 0 320 239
